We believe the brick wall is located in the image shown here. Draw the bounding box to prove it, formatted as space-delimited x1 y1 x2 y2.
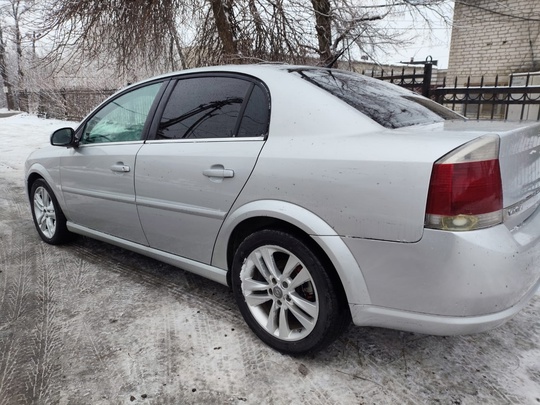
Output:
447 0 540 84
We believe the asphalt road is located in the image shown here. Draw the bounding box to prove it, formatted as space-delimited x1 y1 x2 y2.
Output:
0 175 539 404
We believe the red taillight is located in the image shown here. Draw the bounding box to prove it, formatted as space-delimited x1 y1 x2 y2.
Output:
425 136 503 231
426 159 502 216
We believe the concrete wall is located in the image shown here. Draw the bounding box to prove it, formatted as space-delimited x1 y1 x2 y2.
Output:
447 0 540 84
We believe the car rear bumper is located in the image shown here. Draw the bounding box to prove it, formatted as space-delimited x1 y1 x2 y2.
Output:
349 277 540 335
343 206 540 334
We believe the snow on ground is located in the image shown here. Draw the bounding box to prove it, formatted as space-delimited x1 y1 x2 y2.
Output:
0 113 78 178
0 114 539 404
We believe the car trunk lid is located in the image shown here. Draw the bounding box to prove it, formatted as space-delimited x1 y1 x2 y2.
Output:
443 120 540 230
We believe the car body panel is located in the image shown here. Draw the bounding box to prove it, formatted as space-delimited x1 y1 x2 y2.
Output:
345 203 540 315
443 120 540 228
349 276 540 335
59 142 149 245
135 138 265 263
231 124 480 243
211 199 372 305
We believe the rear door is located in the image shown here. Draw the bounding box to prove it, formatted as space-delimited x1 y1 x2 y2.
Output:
135 75 270 263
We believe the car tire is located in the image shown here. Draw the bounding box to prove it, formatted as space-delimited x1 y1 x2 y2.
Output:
30 179 72 245
231 229 350 355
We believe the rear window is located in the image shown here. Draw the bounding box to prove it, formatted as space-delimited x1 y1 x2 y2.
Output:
289 68 462 129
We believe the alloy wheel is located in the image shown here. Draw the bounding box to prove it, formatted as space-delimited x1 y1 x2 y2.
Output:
239 245 319 341
33 186 57 239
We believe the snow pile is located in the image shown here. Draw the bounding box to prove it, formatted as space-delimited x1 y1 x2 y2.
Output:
0 113 78 178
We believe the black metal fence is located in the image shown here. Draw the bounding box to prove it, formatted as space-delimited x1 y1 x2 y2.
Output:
362 64 434 98
368 65 540 121
432 74 540 121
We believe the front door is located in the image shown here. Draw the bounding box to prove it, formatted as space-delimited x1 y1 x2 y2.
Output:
59 82 164 244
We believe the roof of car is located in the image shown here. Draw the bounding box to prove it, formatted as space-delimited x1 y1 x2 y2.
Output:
133 64 329 86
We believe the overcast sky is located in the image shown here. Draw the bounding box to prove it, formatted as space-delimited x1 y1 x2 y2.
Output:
376 2 454 69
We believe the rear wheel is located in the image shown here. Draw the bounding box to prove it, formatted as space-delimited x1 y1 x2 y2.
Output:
231 229 349 354
30 179 72 244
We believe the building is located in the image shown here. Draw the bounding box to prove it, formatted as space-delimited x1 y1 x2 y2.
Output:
447 0 540 83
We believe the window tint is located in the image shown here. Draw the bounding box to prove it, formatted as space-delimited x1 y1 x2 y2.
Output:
158 77 252 139
290 68 463 129
81 83 161 144
237 85 270 137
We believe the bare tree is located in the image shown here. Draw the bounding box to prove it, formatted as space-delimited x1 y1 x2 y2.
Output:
0 20 15 109
0 0 37 109
38 0 192 77
35 0 452 80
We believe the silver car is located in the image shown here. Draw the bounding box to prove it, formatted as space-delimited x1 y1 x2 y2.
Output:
25 65 540 354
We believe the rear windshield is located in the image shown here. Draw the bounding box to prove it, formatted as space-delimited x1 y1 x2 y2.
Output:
289 68 463 129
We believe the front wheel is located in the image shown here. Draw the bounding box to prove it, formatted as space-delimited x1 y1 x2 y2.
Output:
231 229 350 355
30 179 72 245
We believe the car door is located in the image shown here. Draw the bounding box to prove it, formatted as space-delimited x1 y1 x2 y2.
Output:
135 75 270 264
59 81 165 244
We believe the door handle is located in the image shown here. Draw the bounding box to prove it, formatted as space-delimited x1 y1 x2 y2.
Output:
110 163 131 173
203 166 234 178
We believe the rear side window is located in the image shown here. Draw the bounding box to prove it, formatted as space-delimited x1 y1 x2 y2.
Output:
157 76 269 139
290 68 462 129
237 85 269 137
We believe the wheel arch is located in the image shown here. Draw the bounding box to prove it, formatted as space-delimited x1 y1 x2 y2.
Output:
25 165 66 210
26 171 44 198
213 200 371 306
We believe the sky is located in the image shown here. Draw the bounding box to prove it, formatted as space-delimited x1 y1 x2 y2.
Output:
375 2 455 69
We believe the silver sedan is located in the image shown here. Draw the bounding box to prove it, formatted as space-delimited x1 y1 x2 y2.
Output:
25 65 540 354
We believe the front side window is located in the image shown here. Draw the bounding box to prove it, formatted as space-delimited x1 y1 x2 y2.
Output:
81 82 161 144
157 76 268 140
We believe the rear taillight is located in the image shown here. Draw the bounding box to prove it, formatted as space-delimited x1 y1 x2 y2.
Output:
425 135 503 231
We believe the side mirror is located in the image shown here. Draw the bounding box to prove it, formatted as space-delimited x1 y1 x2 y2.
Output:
51 128 76 147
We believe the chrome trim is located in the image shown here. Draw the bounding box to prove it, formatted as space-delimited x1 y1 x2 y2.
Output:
505 189 540 218
145 136 264 144
77 141 145 147
504 189 540 229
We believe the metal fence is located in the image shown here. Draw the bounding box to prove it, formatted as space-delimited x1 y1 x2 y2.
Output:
370 66 540 121
432 74 540 121
362 64 434 98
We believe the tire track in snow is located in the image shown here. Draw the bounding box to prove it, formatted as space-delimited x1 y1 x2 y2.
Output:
4 236 32 324
68 239 241 324
0 180 28 404
152 307 183 405
0 337 19 405
1 179 29 220
0 231 42 404
67 239 273 403
52 249 133 403
24 242 63 404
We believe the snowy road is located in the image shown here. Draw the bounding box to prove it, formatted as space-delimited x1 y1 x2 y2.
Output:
0 114 539 404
